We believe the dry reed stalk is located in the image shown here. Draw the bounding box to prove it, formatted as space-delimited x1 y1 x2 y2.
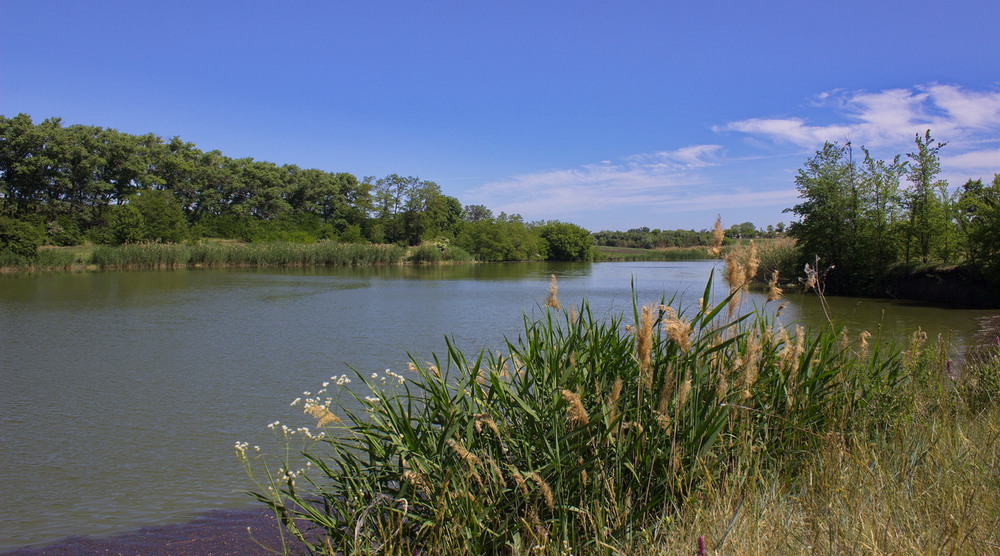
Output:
724 251 746 319
474 413 501 438
740 335 761 400
746 240 760 282
402 470 432 496
657 364 676 413
678 378 692 408
709 215 725 257
545 274 561 310
304 404 341 426
654 410 672 432
858 330 871 361
638 304 655 391
608 377 623 436
447 438 482 467
766 269 783 302
528 472 555 511
561 389 590 427
663 307 693 353
506 464 529 495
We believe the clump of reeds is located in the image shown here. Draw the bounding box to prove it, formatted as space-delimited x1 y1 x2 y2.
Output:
90 243 191 269
240 270 916 554
186 241 408 267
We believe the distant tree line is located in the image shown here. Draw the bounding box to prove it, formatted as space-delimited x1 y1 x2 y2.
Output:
785 130 1000 293
591 221 786 250
0 114 593 263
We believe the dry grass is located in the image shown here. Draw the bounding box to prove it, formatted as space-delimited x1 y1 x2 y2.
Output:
635 404 1000 555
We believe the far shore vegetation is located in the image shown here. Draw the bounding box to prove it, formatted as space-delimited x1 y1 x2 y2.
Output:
2 114 998 306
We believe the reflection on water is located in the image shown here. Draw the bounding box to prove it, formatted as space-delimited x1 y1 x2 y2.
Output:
0 261 988 550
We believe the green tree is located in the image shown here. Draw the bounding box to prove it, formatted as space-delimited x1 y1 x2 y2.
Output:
785 142 856 287
0 216 44 262
536 221 593 261
903 130 950 263
962 174 1000 275
107 204 146 244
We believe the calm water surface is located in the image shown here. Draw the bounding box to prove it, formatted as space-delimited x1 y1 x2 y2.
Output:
0 261 988 550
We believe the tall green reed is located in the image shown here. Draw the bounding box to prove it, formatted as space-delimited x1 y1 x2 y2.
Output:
238 270 911 554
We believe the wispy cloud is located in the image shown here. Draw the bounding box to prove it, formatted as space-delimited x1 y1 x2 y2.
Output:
719 83 1000 150
468 145 792 226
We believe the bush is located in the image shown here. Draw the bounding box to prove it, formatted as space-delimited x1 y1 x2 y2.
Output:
0 217 44 263
46 216 84 246
536 221 593 261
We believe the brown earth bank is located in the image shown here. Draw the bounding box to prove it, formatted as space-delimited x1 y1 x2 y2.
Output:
880 264 1000 308
0 509 308 556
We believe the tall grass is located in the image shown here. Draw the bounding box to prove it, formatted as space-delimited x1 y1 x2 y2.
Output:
188 242 407 267
234 265 977 554
596 245 716 261
90 243 191 269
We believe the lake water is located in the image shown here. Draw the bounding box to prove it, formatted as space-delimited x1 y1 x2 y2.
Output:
0 261 989 550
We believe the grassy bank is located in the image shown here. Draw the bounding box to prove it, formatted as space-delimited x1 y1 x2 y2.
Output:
237 272 1000 554
1 241 480 272
596 245 716 261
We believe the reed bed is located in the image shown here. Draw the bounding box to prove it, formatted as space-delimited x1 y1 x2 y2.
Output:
91 243 191 269
596 245 715 261
234 262 1000 555
188 242 407 267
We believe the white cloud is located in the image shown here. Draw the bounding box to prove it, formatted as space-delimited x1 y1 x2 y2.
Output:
942 148 1000 172
721 84 1000 149
468 145 794 226
628 144 724 169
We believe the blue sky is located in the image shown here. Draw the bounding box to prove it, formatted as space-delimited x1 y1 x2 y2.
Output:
3 1 998 231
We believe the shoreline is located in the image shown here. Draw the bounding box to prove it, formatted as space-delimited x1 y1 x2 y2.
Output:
0 509 299 556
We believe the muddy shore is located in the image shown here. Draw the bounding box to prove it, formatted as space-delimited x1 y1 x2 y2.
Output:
1 509 305 556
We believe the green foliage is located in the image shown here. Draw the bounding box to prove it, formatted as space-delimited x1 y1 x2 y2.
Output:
960 175 1000 280
1 114 600 262
454 216 543 261
46 216 84 246
129 189 189 243
239 277 910 554
0 216 44 262
903 131 952 264
596 245 715 261
593 227 713 249
107 204 146 244
536 221 593 261
34 248 79 269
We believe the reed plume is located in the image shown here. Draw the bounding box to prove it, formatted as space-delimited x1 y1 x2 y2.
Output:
561 389 590 427
304 404 341 426
709 215 725 257
546 274 561 310
663 307 693 353
447 438 481 467
528 472 555 511
637 304 655 391
766 269 783 302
